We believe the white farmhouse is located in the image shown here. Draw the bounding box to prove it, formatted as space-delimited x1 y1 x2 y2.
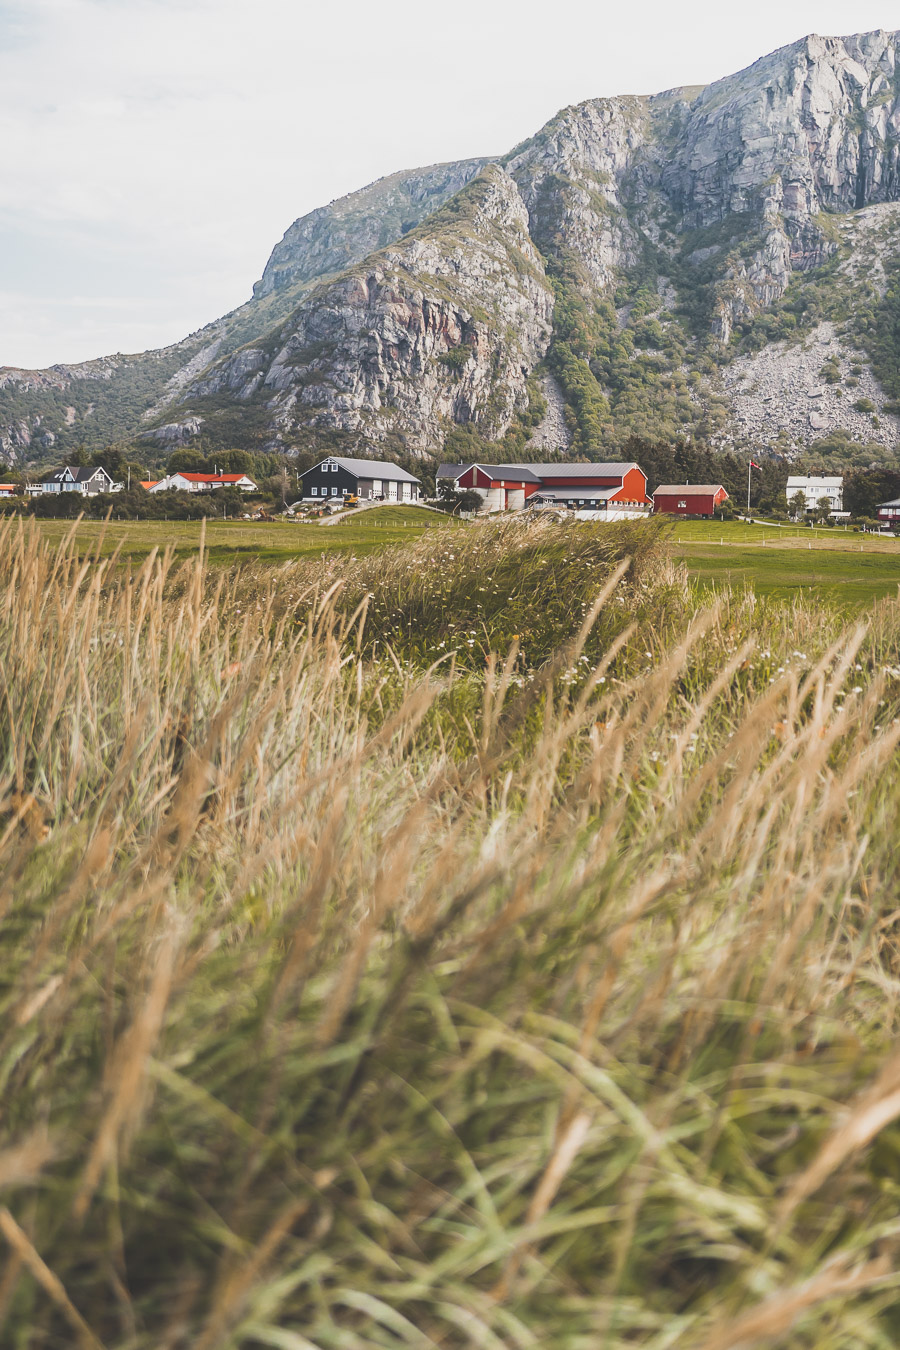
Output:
785 475 847 518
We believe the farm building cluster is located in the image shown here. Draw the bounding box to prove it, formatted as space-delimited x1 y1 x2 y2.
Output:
436 461 651 518
12 457 900 528
299 456 738 519
435 462 736 519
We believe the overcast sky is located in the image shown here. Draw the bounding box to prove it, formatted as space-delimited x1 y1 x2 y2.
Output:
0 0 895 369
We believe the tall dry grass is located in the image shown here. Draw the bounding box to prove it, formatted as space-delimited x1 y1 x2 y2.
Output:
2 513 900 1347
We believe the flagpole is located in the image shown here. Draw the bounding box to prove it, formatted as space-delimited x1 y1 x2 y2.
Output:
747 460 751 514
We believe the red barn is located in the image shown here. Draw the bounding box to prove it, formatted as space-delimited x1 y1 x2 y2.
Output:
652 484 728 518
436 462 650 514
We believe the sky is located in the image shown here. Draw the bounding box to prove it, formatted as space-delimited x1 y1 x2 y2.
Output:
0 0 896 369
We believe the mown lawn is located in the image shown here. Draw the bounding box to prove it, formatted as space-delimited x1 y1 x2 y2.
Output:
22 504 461 565
19 511 900 604
668 519 900 604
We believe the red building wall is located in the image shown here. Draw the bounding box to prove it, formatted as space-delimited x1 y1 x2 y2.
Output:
653 489 726 517
457 466 540 506
610 466 650 504
457 464 650 505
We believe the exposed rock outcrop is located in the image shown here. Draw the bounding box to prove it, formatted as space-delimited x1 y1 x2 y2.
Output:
527 373 573 451
665 31 900 333
4 29 900 465
140 416 204 447
506 97 650 290
253 159 489 299
187 166 554 453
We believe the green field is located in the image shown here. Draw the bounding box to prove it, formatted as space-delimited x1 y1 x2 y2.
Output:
669 519 900 604
20 504 460 565
17 512 900 605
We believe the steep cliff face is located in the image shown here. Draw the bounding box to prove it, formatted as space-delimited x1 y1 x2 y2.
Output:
253 159 489 299
505 97 651 291
663 31 900 338
5 29 900 467
0 164 492 464
187 166 553 454
670 32 900 227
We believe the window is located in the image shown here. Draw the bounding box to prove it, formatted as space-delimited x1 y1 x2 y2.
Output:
331 462 337 472
331 486 338 496
311 486 317 496
678 500 687 509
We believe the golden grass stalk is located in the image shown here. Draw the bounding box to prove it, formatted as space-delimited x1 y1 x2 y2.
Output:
0 516 898 1346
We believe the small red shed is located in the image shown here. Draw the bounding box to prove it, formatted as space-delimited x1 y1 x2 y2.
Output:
652 484 729 518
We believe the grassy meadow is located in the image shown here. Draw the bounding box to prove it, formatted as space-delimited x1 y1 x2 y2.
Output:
669 520 900 605
21 511 900 606
5 513 900 1346
25 504 460 567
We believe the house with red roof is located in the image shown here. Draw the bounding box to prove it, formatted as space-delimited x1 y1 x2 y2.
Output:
148 471 258 494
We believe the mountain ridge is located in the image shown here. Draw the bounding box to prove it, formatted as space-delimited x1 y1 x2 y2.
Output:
4 28 900 469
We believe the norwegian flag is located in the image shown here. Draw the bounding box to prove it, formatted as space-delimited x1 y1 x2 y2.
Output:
749 459 761 469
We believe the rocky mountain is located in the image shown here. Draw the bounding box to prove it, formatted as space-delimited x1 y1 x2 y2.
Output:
4 28 900 470
188 166 553 455
252 159 489 301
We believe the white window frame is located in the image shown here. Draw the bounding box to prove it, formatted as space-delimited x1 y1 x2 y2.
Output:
331 485 338 496
311 486 317 496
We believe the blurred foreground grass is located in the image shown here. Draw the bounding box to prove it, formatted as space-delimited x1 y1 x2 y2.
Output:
3 515 900 1346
